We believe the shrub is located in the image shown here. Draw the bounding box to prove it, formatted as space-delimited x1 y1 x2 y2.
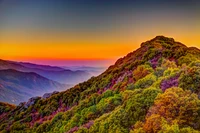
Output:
134 74 157 89
133 65 153 82
179 67 200 93
145 87 200 130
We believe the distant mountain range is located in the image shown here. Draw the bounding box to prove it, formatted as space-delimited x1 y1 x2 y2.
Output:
0 59 96 104
63 66 106 76
0 69 69 104
0 59 92 84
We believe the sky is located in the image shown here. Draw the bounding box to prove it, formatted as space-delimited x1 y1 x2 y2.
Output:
0 0 200 67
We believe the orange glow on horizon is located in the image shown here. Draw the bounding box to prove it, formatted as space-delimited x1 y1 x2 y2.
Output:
1 35 200 63
0 0 200 67
0 36 138 62
1 25 200 65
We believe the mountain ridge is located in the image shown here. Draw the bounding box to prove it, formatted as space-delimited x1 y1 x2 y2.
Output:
0 69 69 104
0 59 92 84
1 36 200 133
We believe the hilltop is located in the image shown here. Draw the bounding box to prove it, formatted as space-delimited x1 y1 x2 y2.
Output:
1 36 200 133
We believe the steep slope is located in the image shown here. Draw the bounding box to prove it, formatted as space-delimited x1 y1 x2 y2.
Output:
0 102 15 115
0 60 92 84
0 69 69 104
1 36 200 133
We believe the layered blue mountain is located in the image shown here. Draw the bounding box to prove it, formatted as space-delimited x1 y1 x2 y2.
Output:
0 69 69 104
0 59 92 84
63 66 106 76
0 59 93 104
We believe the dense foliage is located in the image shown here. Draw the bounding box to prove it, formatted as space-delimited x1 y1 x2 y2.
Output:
1 36 200 133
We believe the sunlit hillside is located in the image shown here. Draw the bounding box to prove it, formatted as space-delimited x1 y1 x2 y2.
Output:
1 36 200 133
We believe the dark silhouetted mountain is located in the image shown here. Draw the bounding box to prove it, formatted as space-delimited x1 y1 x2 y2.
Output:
0 69 69 104
1 36 200 132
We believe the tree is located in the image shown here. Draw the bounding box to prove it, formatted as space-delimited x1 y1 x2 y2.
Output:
179 67 200 93
133 65 153 82
144 87 200 131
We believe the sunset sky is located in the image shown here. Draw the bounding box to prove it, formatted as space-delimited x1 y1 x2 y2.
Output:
0 0 200 66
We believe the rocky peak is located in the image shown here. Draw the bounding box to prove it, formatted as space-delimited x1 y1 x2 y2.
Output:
42 91 59 99
20 96 41 109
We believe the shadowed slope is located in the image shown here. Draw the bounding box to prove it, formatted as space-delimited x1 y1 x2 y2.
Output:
0 69 69 104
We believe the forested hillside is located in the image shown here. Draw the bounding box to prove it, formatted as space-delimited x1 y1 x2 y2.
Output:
1 36 200 133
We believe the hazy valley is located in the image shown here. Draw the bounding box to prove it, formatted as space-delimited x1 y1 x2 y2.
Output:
0 59 101 104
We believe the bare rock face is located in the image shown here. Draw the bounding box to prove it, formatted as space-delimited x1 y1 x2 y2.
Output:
18 91 59 110
42 91 59 99
24 96 41 109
